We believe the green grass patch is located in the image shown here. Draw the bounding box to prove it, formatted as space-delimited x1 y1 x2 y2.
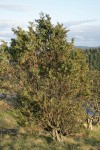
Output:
0 109 100 150
0 110 18 129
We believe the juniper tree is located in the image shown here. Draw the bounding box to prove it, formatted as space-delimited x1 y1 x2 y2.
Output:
1 13 92 141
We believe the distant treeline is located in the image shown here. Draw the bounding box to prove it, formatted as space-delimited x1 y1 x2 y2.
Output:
84 48 100 71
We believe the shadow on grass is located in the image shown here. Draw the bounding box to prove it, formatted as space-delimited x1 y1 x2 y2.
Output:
39 134 81 150
39 134 53 144
84 137 100 146
65 144 80 150
0 128 18 137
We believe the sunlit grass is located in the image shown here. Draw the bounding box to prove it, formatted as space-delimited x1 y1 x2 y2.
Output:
0 110 18 129
0 126 100 150
0 107 100 150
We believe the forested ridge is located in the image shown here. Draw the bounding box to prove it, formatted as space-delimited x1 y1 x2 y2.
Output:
0 13 100 144
84 48 100 71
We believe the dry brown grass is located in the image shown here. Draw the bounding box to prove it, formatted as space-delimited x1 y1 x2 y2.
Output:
0 100 11 111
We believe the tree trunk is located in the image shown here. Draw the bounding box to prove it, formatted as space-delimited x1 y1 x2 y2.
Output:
52 128 63 142
86 118 93 130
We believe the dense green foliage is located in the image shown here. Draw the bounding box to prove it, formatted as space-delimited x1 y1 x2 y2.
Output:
0 13 99 142
0 42 15 94
84 48 100 71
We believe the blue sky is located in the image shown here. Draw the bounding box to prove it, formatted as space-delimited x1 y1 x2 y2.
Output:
0 0 100 46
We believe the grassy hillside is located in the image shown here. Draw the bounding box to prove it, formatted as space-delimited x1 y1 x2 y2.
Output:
0 98 100 150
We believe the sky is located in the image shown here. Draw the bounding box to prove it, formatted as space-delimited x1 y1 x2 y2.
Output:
0 0 100 47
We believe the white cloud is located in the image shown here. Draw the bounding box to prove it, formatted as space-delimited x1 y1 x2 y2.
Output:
64 20 97 28
0 19 27 43
0 3 33 12
66 20 100 47
75 35 85 41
